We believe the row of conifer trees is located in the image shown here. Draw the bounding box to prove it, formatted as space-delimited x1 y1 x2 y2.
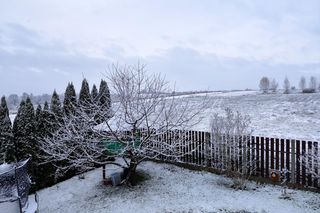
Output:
0 79 111 189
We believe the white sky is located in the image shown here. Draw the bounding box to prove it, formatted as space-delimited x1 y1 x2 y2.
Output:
0 0 319 95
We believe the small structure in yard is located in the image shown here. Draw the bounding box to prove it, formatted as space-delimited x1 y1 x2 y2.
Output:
0 158 38 213
103 168 128 186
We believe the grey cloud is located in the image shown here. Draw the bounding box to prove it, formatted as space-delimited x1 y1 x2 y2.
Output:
147 47 320 91
0 24 110 95
0 24 319 96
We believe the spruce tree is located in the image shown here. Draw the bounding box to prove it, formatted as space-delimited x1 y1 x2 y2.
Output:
97 79 111 122
38 101 55 138
0 96 9 121
63 82 77 116
35 102 56 189
0 97 15 163
91 84 98 103
12 97 37 161
79 79 92 107
50 90 64 126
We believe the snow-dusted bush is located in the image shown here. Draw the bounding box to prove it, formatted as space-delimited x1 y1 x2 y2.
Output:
210 108 255 190
302 144 320 180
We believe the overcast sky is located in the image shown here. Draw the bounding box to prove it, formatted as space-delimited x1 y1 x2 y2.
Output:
0 0 319 95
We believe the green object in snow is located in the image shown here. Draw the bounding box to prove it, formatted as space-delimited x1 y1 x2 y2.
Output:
103 137 142 155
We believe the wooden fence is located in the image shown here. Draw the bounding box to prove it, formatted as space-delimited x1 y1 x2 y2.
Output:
145 130 319 189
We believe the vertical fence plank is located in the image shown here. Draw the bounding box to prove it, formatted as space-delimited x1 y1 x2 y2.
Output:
239 135 243 173
296 140 301 184
281 139 285 170
246 135 251 174
314 142 318 188
286 139 290 181
290 139 296 184
265 137 269 177
251 136 256 175
302 140 306 185
202 131 206 166
256 137 260 175
271 138 275 170
276 138 280 170
307 141 313 186
261 137 265 177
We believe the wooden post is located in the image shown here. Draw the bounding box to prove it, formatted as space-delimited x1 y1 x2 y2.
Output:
290 139 296 184
265 137 269 177
261 137 265 177
270 138 275 170
276 138 280 170
102 165 106 179
302 141 306 185
314 142 319 188
296 140 300 184
307 141 313 186
281 139 285 170
256 137 260 175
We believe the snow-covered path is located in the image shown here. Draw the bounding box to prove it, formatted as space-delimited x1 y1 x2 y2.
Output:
36 161 319 213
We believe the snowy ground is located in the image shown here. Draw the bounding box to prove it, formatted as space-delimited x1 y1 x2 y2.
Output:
188 90 320 141
9 90 320 141
35 161 320 213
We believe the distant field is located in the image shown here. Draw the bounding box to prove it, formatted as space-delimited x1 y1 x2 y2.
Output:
191 90 320 141
9 90 320 141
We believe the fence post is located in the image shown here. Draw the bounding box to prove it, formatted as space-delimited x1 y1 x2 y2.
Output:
205 132 211 167
290 139 296 184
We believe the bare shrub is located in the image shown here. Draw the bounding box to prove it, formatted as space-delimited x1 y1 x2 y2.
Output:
210 108 255 190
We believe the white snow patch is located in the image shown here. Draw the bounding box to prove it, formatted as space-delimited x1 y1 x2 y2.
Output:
34 161 320 213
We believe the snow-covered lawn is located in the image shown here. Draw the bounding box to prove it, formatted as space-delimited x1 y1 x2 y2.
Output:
36 161 319 213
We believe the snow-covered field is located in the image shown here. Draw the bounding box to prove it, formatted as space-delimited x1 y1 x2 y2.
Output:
36 161 319 213
9 90 320 141
189 91 320 141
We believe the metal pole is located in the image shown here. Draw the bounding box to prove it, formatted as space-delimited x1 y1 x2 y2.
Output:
14 167 23 213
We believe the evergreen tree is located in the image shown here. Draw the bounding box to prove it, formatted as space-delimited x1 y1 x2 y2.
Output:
38 101 55 138
78 79 92 116
91 84 98 103
0 96 9 121
63 82 77 116
0 114 15 163
35 102 57 189
12 97 37 161
79 79 92 107
97 79 111 122
50 90 64 127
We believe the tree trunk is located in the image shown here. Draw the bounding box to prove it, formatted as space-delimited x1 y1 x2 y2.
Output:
125 160 138 185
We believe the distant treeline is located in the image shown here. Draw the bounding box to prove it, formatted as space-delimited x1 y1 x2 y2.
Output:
259 76 320 94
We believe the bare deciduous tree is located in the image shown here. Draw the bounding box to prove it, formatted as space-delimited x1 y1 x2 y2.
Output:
283 77 290 94
299 76 306 92
210 108 254 190
270 79 278 93
259 77 270 93
40 63 209 185
309 76 317 91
